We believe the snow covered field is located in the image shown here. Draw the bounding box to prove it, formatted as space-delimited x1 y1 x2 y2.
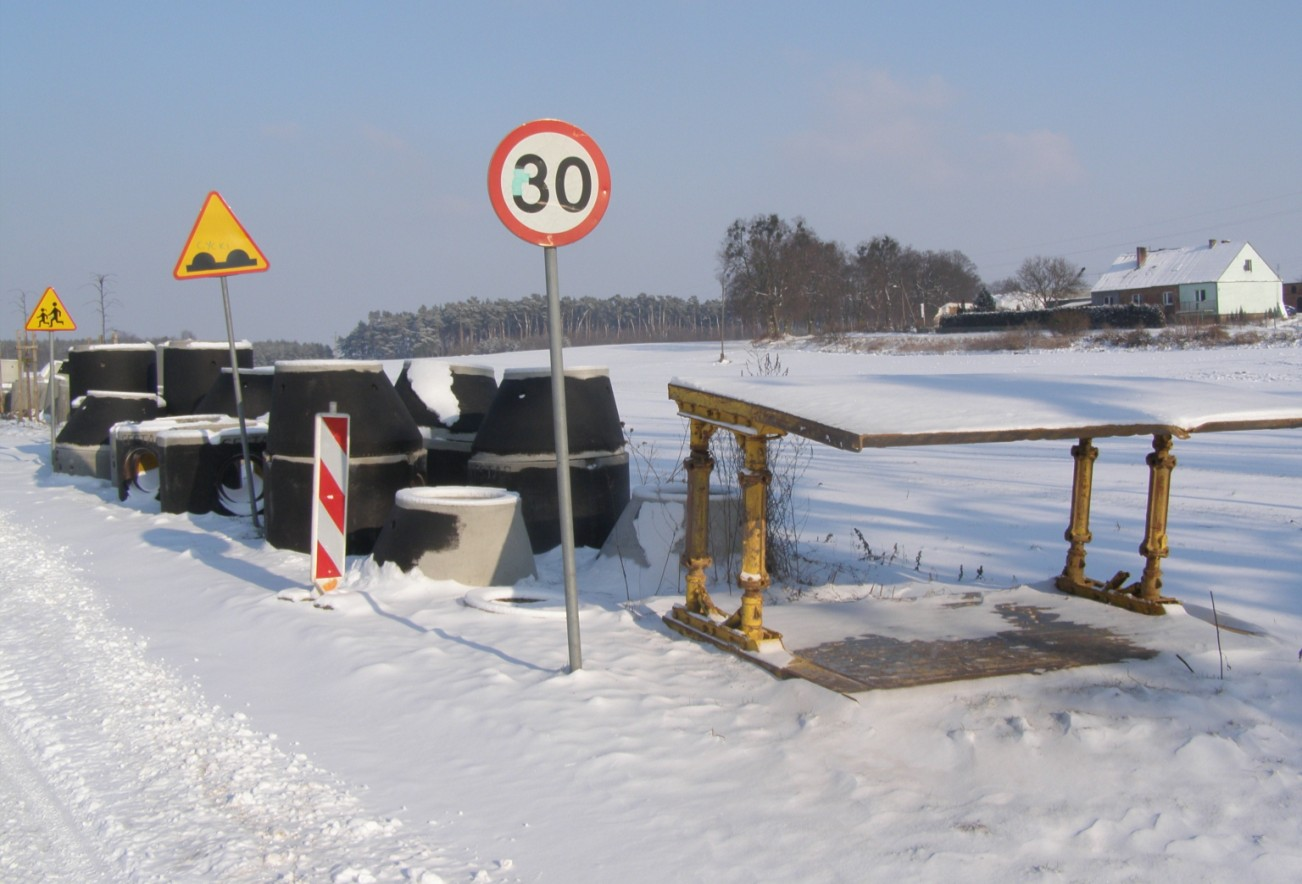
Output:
2 331 1300 882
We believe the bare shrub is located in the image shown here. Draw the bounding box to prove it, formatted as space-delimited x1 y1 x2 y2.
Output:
1197 324 1231 346
812 332 892 352
843 336 896 354
962 328 1046 352
1096 328 1154 348
893 337 951 355
1170 323 1231 347
707 349 816 588
1048 310 1089 336
1033 334 1074 350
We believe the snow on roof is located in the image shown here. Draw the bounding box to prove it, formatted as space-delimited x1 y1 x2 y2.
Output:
1092 241 1273 292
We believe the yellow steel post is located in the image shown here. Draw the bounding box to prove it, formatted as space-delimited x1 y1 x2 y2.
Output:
1058 438 1098 589
681 418 720 616
1134 433 1176 601
735 432 772 641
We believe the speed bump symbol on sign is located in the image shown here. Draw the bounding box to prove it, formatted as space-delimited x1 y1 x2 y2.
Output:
174 191 269 280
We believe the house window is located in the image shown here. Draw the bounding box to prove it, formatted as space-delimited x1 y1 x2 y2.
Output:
1198 290 1207 302
1163 291 1174 306
1244 259 1253 272
1131 293 1142 305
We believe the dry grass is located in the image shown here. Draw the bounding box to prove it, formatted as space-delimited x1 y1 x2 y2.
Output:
1094 328 1154 348
1167 323 1231 347
800 315 1295 356
962 329 1074 352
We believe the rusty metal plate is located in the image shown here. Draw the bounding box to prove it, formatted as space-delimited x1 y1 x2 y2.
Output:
788 603 1159 693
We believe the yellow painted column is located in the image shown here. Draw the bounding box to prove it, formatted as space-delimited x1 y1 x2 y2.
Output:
736 432 772 641
681 418 718 616
1135 434 1176 601
1059 438 1098 588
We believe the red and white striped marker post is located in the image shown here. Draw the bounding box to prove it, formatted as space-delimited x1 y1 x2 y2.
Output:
311 412 350 593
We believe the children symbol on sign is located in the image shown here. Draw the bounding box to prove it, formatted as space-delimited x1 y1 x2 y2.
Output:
34 303 63 328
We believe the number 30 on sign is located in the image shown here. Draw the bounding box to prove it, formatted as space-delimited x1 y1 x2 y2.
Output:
488 119 610 247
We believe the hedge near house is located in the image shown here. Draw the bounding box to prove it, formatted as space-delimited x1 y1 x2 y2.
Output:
938 304 1165 333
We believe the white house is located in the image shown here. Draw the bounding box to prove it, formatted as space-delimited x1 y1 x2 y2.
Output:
1091 240 1284 318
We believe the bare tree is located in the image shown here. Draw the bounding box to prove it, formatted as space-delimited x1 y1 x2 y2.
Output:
849 235 905 330
14 289 33 334
720 214 806 338
1014 256 1086 309
87 273 121 342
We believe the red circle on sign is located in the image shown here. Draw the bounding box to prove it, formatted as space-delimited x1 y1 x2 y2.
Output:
488 119 611 247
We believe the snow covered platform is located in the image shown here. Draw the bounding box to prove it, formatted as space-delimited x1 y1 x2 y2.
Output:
664 373 1302 675
668 373 1302 451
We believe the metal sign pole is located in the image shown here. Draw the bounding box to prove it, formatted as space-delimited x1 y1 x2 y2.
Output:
220 275 262 533
545 245 582 672
47 332 56 457
489 120 607 674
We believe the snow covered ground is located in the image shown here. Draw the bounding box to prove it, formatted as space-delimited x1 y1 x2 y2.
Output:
2 330 1300 882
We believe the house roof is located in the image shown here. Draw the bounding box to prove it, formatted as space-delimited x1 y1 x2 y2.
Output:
1092 241 1275 292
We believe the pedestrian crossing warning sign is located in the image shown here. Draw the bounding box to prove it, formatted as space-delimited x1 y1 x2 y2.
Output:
173 191 269 280
25 287 77 332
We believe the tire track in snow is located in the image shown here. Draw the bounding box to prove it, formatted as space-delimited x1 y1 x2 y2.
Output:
0 667 111 881
0 510 458 883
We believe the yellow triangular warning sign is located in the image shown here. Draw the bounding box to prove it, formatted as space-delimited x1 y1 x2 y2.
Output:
25 287 77 332
173 191 270 280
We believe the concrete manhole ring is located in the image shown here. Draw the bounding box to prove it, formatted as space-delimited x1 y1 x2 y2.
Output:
461 586 569 619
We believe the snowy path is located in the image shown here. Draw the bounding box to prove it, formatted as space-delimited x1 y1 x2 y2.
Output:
0 510 455 883
0 681 110 881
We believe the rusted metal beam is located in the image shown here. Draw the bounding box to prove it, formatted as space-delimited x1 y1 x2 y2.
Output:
1058 437 1099 590
669 383 857 450
1055 435 1180 615
732 432 774 642
1127 433 1180 606
680 418 723 618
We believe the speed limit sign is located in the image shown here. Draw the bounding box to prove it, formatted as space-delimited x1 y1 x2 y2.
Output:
488 119 610 247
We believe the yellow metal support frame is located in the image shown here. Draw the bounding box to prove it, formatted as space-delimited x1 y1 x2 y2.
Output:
665 416 786 653
680 418 721 618
1055 434 1180 615
665 384 1209 665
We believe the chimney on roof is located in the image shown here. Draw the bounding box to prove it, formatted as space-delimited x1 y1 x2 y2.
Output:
1136 246 1148 267
1209 239 1216 249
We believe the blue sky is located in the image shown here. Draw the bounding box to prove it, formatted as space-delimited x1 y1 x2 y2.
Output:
3 1 1299 344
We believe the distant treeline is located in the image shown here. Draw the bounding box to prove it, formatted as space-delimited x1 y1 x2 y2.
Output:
333 219 990 361
335 293 745 360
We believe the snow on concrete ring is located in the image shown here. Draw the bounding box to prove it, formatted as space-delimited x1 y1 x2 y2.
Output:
461 585 569 619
